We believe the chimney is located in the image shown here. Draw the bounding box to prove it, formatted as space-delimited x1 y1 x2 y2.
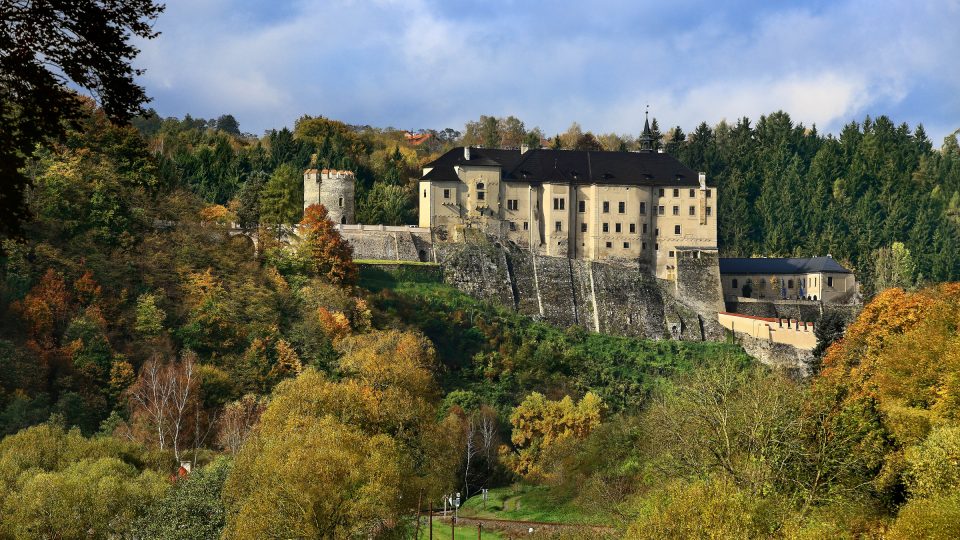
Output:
464 147 471 160
698 172 707 190
520 144 529 154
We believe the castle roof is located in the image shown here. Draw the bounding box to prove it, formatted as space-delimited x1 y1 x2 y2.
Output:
718 256 852 275
422 147 704 187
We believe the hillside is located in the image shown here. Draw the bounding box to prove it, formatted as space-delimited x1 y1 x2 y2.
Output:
1 105 960 537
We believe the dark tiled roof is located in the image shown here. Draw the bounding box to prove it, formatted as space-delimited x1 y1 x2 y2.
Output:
422 147 703 186
719 257 852 275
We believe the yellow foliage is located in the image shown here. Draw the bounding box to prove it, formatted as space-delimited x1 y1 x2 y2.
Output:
198 204 234 224
505 391 602 479
317 307 351 343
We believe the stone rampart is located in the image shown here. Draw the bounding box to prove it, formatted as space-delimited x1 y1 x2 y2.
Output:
335 225 433 262
434 238 724 341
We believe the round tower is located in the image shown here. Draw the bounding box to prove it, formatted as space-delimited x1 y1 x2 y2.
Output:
317 169 356 224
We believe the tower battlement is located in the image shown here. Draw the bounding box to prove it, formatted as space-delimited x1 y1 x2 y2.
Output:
304 168 356 224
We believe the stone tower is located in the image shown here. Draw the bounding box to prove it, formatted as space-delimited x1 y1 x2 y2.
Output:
303 168 356 224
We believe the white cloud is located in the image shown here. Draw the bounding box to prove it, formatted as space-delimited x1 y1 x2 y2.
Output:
132 0 960 142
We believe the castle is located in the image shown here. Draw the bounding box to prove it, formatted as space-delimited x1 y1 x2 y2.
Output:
417 125 716 280
298 123 858 370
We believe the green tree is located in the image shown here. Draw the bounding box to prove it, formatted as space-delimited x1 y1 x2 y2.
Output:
135 292 166 337
871 241 917 293
0 0 164 237
138 458 231 540
259 162 302 235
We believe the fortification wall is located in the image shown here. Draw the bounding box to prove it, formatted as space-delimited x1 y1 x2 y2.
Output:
336 225 433 262
434 238 724 341
734 333 816 377
724 299 861 325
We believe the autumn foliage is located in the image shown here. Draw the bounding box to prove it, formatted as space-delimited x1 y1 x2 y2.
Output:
298 204 357 285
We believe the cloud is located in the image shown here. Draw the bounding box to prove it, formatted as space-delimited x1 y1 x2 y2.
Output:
133 0 960 142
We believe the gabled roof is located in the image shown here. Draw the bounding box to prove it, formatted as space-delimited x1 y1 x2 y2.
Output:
718 257 852 275
422 147 704 187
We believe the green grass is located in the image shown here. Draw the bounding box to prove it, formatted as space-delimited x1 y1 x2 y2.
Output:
458 485 610 526
354 259 439 266
416 520 503 539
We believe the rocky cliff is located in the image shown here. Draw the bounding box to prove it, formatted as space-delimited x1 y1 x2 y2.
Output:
435 237 726 341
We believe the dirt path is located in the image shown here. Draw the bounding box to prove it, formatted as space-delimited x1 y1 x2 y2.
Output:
435 515 617 538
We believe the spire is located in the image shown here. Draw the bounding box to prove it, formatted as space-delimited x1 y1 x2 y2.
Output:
638 105 653 152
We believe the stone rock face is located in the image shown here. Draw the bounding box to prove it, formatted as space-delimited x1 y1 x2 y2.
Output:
734 333 816 378
338 228 432 262
434 238 725 341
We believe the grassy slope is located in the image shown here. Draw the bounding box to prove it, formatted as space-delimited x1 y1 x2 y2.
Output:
458 485 610 526
367 278 750 413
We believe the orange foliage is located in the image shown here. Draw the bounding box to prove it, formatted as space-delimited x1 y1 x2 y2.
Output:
13 269 71 342
73 270 102 306
816 283 960 441
298 204 357 285
317 307 351 343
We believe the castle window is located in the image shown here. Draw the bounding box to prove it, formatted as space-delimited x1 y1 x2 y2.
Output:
658 188 665 197
509 221 516 231
581 223 587 233
642 242 647 250
443 188 450 199
673 189 679 197
578 200 586 213
706 206 712 217
507 199 519 211
339 197 344 208
630 223 636 233
658 205 664 215
672 206 679 216
640 202 646 215
341 216 346 224
689 206 695 216
423 189 427 198
477 182 485 200
732 278 738 289
555 221 562 232
706 189 712 198
642 223 648 234
689 189 695 197
674 225 681 235
669 250 675 257
827 276 834 287
615 223 622 233
655 227 659 236
606 241 612 248
623 242 630 249
553 198 565 210
603 201 610 213
602 223 609 233
655 242 659 250
523 222 528 230
788 279 794 289
618 201 625 213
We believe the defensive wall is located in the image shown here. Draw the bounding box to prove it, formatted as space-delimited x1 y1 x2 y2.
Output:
333 224 434 262
433 236 727 341
717 312 817 375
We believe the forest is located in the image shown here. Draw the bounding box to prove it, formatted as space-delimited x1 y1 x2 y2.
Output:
124 108 960 295
0 100 959 538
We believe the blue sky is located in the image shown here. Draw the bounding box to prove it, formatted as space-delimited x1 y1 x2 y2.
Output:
136 0 960 144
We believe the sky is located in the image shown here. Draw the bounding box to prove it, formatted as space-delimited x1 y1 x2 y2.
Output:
135 0 960 144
